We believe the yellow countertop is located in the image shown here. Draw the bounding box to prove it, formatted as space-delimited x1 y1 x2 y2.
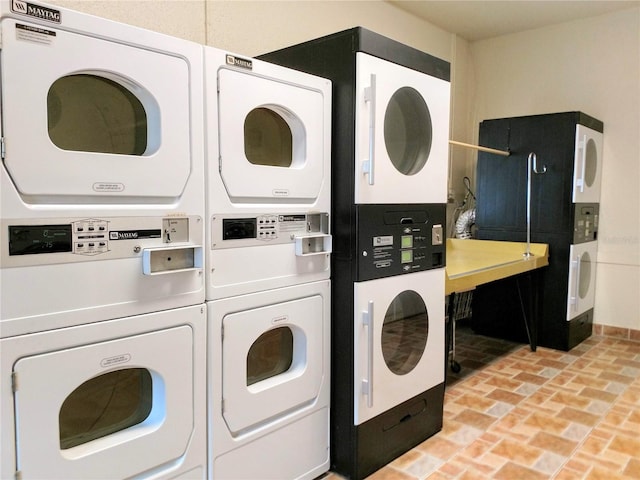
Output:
445 238 549 295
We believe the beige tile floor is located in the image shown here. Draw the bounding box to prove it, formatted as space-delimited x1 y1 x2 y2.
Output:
326 326 640 480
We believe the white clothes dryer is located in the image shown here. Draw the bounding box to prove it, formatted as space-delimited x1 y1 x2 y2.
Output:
204 47 332 300
0 1 205 337
1 304 207 480
573 124 603 203
207 281 330 480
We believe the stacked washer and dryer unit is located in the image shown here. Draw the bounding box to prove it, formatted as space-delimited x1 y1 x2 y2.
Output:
203 48 333 479
1 2 207 479
261 28 451 479
473 112 604 351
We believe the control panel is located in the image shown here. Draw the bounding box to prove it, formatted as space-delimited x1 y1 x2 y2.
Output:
356 204 446 281
213 212 331 254
3 216 202 270
573 204 599 244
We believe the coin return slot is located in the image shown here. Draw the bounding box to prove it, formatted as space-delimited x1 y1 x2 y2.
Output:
142 246 203 275
295 234 332 256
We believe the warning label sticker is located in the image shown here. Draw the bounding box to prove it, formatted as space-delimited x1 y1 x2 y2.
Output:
16 23 56 45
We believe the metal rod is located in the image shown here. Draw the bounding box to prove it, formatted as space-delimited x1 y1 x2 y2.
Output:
449 140 510 157
524 152 535 258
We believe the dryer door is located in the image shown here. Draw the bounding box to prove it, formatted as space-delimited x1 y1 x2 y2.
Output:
566 241 598 320
221 294 325 434
217 67 327 203
573 125 603 203
355 53 450 205
1 19 194 201
354 269 445 425
12 325 195 479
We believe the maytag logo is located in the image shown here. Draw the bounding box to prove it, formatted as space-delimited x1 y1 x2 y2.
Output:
109 229 162 240
226 54 253 70
12 0 61 23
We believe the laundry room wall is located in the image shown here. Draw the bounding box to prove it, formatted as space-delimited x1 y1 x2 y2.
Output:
468 7 640 333
46 0 207 43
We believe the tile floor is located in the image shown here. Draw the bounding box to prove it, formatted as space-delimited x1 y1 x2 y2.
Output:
326 326 640 480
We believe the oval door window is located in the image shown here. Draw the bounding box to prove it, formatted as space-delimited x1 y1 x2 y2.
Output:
59 368 153 449
381 290 428 375
384 87 433 176
47 74 150 155
578 251 592 299
244 108 294 167
584 138 598 187
247 327 294 386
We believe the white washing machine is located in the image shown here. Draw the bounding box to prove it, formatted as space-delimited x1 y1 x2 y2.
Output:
0 1 205 337
204 46 332 300
207 281 330 480
566 240 598 320
1 304 207 480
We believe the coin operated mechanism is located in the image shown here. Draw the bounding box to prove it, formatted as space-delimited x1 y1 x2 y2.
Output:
216 212 332 256
142 218 203 275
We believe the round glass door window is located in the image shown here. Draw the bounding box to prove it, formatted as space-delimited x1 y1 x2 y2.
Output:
584 138 598 188
47 74 151 155
381 290 428 375
383 87 432 176
578 251 592 299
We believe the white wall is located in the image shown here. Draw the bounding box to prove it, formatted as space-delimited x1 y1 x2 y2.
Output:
205 1 452 61
468 7 640 330
49 0 206 43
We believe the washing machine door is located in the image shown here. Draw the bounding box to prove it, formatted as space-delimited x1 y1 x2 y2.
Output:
355 52 450 205
216 66 327 203
12 326 195 479
566 241 598 320
0 18 195 201
353 269 445 425
221 294 325 434
572 124 603 203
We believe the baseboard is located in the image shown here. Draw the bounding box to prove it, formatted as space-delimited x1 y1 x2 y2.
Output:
593 323 640 342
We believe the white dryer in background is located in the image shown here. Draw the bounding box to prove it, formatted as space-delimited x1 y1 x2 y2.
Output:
208 281 330 480
0 1 205 337
566 240 598 321
204 47 332 300
573 124 603 203
1 304 207 480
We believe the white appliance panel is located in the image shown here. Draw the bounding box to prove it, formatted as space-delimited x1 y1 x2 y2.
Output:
1 18 195 201
217 68 327 203
573 125 603 203
567 241 598 320
1 304 207 480
355 52 450 205
1 215 204 338
353 269 444 425
221 295 324 434
208 281 330 480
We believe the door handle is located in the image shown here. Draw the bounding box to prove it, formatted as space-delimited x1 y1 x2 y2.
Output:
577 134 587 192
570 254 581 312
361 300 374 408
362 74 376 186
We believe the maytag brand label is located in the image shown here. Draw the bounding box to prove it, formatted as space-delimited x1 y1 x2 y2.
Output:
226 54 253 70
109 229 162 240
11 0 61 23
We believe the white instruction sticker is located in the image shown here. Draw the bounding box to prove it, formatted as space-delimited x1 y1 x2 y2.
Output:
16 23 56 45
